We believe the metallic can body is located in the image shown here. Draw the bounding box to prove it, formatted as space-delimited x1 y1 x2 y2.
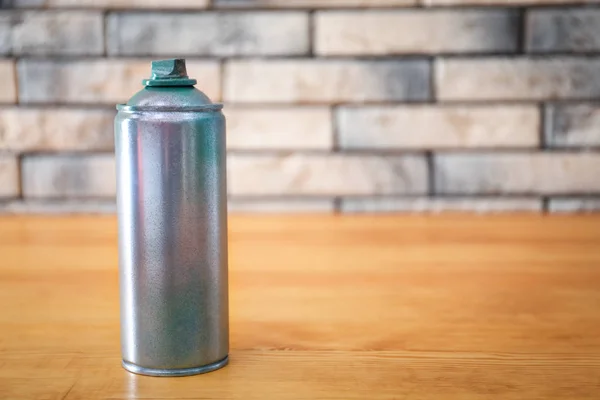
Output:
115 106 228 376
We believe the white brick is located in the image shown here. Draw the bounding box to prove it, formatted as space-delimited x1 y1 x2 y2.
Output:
12 11 103 55
316 10 518 56
527 9 600 53
225 107 332 150
436 57 600 101
225 60 430 103
435 153 600 195
14 0 210 7
545 105 600 147
22 155 116 198
228 154 428 196
425 0 599 4
0 200 116 214
341 197 542 213
0 61 16 103
0 156 19 198
107 12 309 56
338 105 539 149
216 0 416 6
0 108 114 151
548 198 600 213
229 199 334 213
17 59 220 104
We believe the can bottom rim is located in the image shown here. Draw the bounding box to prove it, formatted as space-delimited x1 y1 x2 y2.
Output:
122 356 229 377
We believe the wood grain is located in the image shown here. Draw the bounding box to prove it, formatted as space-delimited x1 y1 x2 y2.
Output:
0 215 599 399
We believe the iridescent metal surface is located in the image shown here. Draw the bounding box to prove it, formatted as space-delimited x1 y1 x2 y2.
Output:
115 59 229 377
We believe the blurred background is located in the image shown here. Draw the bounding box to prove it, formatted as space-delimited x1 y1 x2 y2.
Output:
0 0 598 214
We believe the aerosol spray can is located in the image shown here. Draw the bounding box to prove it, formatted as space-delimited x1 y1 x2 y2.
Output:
115 59 229 376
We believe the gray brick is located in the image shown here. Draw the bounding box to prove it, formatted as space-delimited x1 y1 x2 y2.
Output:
0 200 116 214
17 59 220 104
107 12 308 56
225 60 430 103
229 198 335 213
316 10 518 56
548 197 600 213
0 108 114 152
13 0 210 7
228 154 428 196
216 0 416 7
545 104 600 148
0 156 18 198
527 9 600 53
22 155 116 198
7 0 45 5
341 197 542 213
226 107 332 150
0 14 12 55
437 57 600 101
337 105 539 149
0 61 16 103
12 11 103 55
435 153 600 195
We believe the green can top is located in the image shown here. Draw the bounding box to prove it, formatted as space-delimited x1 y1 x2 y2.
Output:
142 59 197 87
118 59 221 112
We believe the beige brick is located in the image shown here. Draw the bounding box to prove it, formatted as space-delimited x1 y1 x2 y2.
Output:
425 0 599 4
216 0 416 7
108 12 308 56
437 57 600 101
17 59 220 104
0 108 114 152
225 107 332 150
0 14 11 54
14 0 210 7
435 153 600 195
0 156 19 198
527 9 600 53
229 199 334 213
228 154 428 196
548 198 600 213
22 155 115 198
338 105 539 149
0 200 116 214
316 10 517 56
545 105 600 147
12 11 103 55
341 197 542 213
225 60 430 103
0 61 16 103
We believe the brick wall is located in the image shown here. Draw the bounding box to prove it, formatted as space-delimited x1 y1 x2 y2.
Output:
0 0 599 214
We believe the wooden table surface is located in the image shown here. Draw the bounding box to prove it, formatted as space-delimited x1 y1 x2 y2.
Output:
1 215 599 399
